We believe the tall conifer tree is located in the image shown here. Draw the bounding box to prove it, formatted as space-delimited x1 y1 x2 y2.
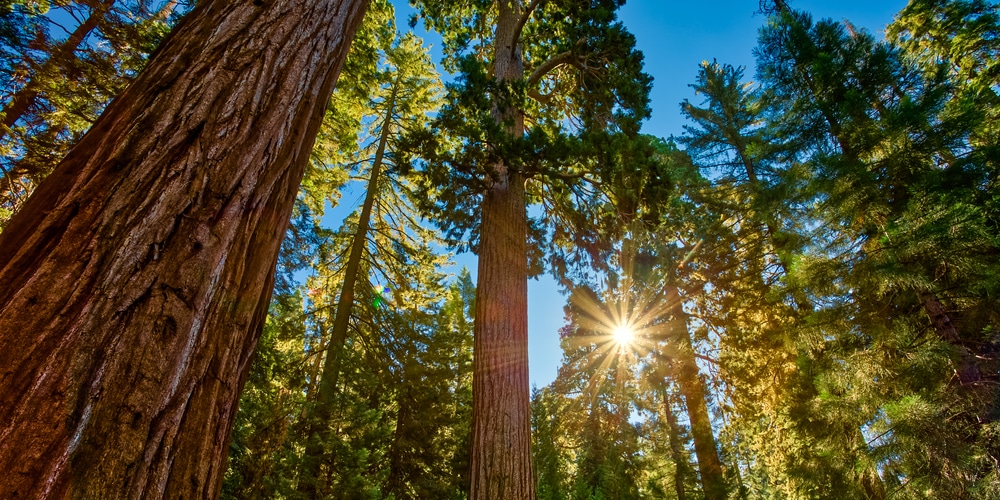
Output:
403 2 650 494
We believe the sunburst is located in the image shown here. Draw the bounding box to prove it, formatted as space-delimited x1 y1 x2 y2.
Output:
563 276 678 399
612 322 636 346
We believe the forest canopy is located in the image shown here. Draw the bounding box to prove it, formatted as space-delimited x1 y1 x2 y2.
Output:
0 0 997 498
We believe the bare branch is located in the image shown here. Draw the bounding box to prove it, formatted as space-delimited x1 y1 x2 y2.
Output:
511 0 545 54
695 353 719 365
527 50 576 88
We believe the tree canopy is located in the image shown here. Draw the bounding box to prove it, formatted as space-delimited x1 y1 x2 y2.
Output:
1 0 998 498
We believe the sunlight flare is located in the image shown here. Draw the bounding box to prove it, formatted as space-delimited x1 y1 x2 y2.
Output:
612 322 636 345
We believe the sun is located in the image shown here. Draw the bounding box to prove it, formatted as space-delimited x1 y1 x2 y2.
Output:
612 323 636 345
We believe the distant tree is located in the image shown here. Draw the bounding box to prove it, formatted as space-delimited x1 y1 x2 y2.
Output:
531 385 571 500
537 305 648 500
223 17 476 498
296 29 443 496
754 1 1000 494
403 1 650 494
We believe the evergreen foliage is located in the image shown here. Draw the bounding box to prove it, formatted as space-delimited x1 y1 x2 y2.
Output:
222 5 477 497
2 0 998 497
0 0 185 225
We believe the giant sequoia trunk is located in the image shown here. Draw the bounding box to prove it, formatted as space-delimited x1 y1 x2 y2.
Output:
0 0 368 497
469 0 534 497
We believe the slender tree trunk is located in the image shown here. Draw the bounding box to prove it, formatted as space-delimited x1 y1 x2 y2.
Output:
469 0 534 497
665 285 727 500
386 371 412 499
919 291 979 384
0 0 368 498
297 81 397 496
662 389 688 500
0 0 114 143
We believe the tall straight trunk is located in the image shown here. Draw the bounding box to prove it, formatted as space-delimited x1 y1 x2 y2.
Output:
665 285 727 500
0 0 368 498
662 389 688 500
386 370 413 499
469 1 534 496
297 81 397 496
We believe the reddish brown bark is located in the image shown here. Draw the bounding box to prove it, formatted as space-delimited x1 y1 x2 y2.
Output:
0 0 368 498
469 0 534 496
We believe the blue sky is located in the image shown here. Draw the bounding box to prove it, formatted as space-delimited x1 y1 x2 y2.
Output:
350 0 910 388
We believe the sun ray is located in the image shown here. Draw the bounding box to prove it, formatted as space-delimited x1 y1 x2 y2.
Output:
562 280 679 404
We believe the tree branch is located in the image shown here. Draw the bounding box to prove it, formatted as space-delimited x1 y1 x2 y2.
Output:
527 50 576 89
511 0 545 54
695 353 719 365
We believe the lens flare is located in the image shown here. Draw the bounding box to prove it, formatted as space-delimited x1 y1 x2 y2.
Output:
612 323 635 345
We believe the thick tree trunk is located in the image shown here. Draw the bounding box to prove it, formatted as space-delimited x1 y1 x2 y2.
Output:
297 81 396 496
665 285 727 500
469 0 534 497
0 0 368 498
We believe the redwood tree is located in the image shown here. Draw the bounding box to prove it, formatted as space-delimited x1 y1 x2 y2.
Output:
405 1 650 496
0 0 368 497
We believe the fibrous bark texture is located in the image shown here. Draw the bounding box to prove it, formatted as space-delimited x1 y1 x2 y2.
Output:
469 0 535 497
0 0 367 498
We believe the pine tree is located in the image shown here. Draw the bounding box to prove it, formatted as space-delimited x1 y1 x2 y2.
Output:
0 0 182 224
296 30 443 496
677 58 890 497
754 1 1000 494
223 17 477 497
531 385 571 500
539 301 649 500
